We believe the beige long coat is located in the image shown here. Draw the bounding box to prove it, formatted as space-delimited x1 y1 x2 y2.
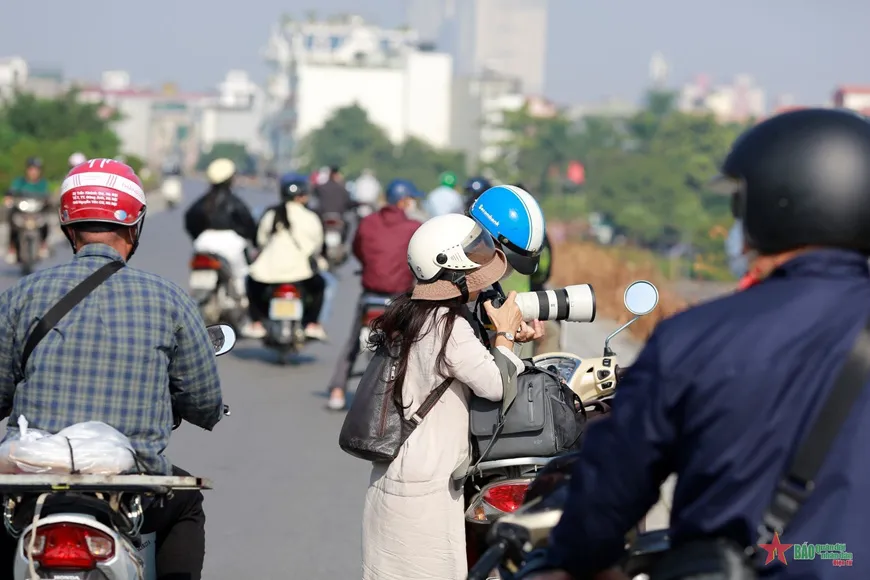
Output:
362 309 524 580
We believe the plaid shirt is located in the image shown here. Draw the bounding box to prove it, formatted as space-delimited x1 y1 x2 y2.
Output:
0 243 223 474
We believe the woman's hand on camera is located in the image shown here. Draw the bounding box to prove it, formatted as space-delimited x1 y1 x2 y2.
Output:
515 319 545 343
484 291 524 335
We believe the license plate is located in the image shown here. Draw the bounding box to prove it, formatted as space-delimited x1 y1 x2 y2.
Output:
270 298 302 321
325 231 341 247
189 270 219 290
24 218 36 228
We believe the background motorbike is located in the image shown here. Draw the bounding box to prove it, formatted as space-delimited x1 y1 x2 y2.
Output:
322 212 347 270
7 196 48 276
466 280 661 579
262 282 307 365
2 324 236 580
188 253 247 330
160 176 183 210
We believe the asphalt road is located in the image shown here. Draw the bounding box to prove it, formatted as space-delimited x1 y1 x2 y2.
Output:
0 178 660 578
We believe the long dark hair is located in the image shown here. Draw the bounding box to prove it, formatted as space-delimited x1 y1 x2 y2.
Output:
204 181 231 215
369 292 465 408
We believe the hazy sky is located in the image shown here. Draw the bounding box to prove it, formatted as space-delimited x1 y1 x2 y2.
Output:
1 0 867 106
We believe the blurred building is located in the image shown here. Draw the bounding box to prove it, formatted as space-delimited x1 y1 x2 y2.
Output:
451 70 524 170
0 56 28 100
567 97 639 121
678 74 766 123
200 70 269 157
262 13 453 170
409 0 548 96
23 66 65 99
76 71 213 170
833 85 870 115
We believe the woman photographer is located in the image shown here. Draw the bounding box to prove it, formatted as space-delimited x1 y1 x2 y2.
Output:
361 214 541 580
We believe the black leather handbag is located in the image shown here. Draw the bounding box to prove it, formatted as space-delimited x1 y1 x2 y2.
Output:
339 337 450 462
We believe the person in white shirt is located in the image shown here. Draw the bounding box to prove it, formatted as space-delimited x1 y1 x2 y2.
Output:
353 168 382 217
424 171 465 217
245 173 328 341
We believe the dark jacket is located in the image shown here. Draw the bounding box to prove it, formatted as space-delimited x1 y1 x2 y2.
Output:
184 186 257 243
548 249 870 580
314 179 354 216
353 206 421 295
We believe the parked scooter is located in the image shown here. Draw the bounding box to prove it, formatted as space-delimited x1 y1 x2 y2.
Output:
7 196 49 276
465 280 661 577
1 324 236 580
188 253 247 330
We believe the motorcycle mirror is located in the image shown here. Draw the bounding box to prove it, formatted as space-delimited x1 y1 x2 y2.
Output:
207 324 237 356
623 280 659 316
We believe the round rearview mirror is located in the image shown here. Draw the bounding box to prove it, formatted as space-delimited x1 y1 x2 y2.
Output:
623 280 659 316
207 324 237 356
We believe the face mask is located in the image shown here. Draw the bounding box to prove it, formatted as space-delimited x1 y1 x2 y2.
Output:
403 199 418 215
725 220 757 278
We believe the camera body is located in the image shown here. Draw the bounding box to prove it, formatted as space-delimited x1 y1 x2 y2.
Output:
478 284 596 327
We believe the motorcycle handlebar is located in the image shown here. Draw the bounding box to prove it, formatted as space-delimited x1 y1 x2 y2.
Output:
615 366 630 382
467 540 509 580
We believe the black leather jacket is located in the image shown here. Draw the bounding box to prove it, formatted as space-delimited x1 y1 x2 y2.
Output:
184 186 257 243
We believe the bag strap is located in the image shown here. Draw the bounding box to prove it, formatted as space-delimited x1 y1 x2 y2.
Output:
21 260 125 369
755 319 870 549
408 377 453 426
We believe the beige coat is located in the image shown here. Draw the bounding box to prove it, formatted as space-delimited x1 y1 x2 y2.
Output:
248 201 325 284
362 308 524 580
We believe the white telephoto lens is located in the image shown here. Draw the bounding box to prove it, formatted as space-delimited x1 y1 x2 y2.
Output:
514 284 596 323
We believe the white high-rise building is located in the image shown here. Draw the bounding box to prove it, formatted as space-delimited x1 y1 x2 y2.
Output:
407 0 548 96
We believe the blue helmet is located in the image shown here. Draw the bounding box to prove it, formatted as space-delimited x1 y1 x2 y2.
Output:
464 176 492 198
385 179 420 204
468 185 546 275
279 172 308 200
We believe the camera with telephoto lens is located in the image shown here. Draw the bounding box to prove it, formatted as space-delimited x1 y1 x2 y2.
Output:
478 283 596 327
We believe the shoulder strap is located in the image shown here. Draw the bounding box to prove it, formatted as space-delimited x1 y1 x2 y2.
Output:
21 260 125 369
408 378 452 425
757 319 870 547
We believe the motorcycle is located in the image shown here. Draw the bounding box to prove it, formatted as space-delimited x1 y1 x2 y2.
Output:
465 280 661 578
1 324 236 580
188 253 247 330
160 176 183 210
322 213 347 270
7 196 48 276
262 282 307 365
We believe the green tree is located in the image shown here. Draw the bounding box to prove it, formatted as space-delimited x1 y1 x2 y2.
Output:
298 104 466 189
0 89 123 194
196 142 255 175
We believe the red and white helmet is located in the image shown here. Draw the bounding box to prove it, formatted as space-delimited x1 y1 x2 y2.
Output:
59 158 147 228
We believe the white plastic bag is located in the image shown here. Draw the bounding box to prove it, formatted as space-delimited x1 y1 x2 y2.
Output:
0 416 136 474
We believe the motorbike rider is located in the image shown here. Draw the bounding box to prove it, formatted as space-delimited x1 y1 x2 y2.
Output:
313 165 355 243
245 173 328 341
325 178 424 411
528 108 870 580
68 152 87 169
0 158 223 579
463 176 492 210
425 171 465 217
184 158 258 315
6 157 51 264
468 184 552 356
354 168 382 216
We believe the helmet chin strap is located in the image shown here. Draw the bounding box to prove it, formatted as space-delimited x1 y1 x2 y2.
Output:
445 270 470 303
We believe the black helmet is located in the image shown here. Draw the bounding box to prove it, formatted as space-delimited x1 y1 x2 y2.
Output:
26 157 42 169
279 172 308 200
720 108 870 255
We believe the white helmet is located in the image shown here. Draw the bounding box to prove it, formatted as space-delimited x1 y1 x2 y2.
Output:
408 214 507 301
68 152 87 167
206 158 236 185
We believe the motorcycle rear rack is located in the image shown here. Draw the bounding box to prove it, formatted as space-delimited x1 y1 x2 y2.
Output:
0 474 212 494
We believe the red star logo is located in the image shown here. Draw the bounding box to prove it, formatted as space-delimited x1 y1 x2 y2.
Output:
758 532 794 565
